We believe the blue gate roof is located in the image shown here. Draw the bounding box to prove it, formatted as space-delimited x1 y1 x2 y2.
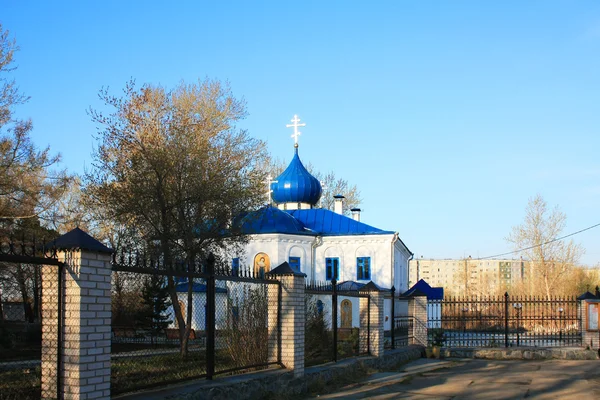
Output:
402 279 444 300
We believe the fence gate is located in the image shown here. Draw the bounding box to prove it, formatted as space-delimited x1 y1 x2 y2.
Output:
305 279 370 366
0 237 64 400
428 293 582 348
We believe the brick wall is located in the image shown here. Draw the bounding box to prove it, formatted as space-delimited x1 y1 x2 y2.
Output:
359 290 384 357
42 250 112 400
409 295 428 346
277 274 305 377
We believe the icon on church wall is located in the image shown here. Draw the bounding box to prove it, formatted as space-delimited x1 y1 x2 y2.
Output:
341 299 352 328
254 253 270 278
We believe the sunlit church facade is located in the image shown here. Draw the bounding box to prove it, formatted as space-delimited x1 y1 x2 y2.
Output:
234 115 413 329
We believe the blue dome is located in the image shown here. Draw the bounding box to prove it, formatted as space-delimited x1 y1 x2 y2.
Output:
271 149 322 205
238 205 311 235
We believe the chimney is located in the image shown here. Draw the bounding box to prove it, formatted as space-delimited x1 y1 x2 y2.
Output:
333 195 345 215
351 208 361 222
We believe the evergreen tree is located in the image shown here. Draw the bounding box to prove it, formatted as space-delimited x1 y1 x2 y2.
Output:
138 275 172 344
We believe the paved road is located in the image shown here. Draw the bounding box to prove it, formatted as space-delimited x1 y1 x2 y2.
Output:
307 358 600 399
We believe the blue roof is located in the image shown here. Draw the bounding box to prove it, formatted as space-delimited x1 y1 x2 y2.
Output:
287 208 393 236
238 206 313 235
402 279 444 300
175 282 227 293
271 148 322 205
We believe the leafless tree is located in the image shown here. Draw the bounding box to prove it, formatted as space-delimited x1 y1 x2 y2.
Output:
0 24 70 221
507 195 584 300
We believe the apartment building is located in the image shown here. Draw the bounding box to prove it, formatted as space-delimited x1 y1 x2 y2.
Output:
409 257 527 296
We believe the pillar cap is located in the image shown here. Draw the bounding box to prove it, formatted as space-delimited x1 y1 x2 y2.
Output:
47 227 112 254
359 281 384 292
266 261 307 277
578 291 599 300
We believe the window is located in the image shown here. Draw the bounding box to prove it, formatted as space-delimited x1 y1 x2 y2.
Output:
326 257 340 281
232 258 239 276
289 256 301 272
357 257 371 280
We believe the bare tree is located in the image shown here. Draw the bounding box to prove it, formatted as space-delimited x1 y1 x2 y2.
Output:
0 24 70 221
86 79 268 356
507 195 584 300
45 177 91 234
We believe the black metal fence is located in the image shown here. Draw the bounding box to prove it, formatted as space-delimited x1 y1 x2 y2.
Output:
385 288 413 350
0 236 62 400
388 316 414 349
304 280 369 366
428 293 581 348
111 254 281 395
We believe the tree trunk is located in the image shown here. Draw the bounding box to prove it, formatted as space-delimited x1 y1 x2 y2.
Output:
32 267 40 322
15 265 34 323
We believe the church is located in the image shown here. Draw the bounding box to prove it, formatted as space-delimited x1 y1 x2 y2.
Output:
235 115 413 330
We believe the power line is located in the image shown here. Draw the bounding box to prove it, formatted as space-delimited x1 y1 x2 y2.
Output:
477 222 600 260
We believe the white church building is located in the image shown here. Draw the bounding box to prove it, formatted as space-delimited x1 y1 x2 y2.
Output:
234 115 413 330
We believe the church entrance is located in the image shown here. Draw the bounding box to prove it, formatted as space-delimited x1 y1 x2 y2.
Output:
253 253 271 278
341 299 352 328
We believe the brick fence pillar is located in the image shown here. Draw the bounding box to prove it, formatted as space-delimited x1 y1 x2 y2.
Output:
267 262 306 377
41 228 113 400
359 282 384 357
266 281 279 363
408 295 428 346
41 263 60 398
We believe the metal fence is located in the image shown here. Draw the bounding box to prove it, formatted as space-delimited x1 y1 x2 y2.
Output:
304 280 369 366
428 293 581 348
388 316 414 349
385 288 413 350
111 254 281 395
0 236 62 400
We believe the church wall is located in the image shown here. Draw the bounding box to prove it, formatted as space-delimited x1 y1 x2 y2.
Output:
240 234 316 277
308 294 361 329
393 242 412 293
167 292 228 331
239 233 410 332
314 235 395 288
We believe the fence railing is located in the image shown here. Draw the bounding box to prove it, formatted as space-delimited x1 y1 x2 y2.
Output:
305 279 369 366
0 234 63 400
111 255 281 395
428 293 581 348
387 316 414 348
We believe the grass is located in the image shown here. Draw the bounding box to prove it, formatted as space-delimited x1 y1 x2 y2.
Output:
0 367 41 400
305 337 360 367
0 344 41 362
112 350 208 394
111 344 267 395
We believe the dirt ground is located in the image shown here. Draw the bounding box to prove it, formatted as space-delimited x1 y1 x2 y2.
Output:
305 358 600 399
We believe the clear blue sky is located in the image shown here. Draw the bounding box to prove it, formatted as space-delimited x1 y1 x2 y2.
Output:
3 1 600 265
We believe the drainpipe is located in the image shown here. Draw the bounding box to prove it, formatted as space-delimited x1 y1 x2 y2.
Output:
391 233 399 289
311 235 323 284
406 253 414 290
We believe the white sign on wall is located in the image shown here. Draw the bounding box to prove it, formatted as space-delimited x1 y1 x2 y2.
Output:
588 302 599 331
